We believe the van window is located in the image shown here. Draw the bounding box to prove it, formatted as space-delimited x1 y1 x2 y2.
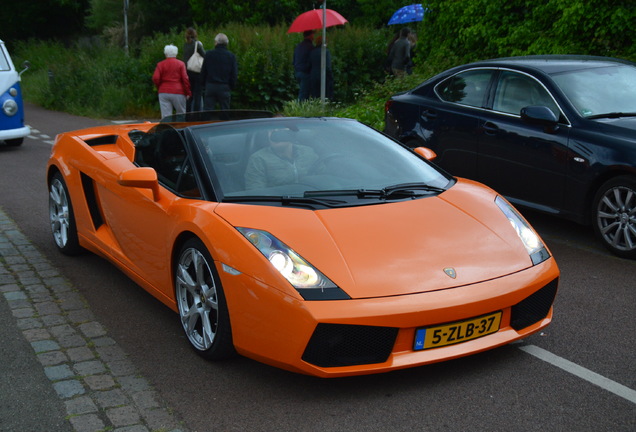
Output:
0 50 10 71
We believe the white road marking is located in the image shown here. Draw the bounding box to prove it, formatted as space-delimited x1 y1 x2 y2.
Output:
25 125 55 145
519 344 636 404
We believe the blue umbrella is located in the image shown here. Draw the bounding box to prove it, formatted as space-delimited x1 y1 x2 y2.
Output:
388 4 426 25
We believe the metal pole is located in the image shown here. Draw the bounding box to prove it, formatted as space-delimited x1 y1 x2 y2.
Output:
320 0 327 105
124 0 129 56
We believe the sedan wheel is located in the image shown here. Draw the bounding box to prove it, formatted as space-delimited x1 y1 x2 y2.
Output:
48 172 82 255
175 238 235 360
593 176 636 259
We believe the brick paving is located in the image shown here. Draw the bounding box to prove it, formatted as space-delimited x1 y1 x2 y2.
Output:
0 208 187 432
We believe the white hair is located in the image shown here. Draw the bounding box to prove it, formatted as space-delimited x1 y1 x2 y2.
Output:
164 44 178 58
215 33 229 45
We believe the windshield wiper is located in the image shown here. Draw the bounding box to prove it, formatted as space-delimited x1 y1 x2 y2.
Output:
280 196 348 207
587 112 636 119
305 183 446 200
222 195 347 208
382 182 446 196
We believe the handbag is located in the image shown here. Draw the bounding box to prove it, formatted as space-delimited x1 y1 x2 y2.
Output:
187 41 204 73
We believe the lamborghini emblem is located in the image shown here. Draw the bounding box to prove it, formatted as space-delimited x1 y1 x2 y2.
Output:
444 267 457 278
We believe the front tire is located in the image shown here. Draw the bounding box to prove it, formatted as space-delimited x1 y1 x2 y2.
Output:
48 172 82 255
5 138 24 146
592 176 636 259
175 238 235 360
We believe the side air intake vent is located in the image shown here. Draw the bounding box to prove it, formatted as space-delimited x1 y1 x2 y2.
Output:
302 324 398 368
511 278 558 331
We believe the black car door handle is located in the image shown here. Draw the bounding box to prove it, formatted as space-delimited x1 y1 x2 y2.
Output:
421 109 437 121
483 122 499 135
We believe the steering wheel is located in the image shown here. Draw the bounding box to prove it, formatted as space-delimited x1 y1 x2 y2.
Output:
309 153 345 174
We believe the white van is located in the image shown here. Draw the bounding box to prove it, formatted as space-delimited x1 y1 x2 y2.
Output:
0 39 30 146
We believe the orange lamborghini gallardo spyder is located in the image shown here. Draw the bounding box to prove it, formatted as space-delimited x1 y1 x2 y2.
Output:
47 111 559 377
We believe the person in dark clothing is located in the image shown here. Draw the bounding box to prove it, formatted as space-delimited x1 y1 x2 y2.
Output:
183 27 205 112
200 33 238 110
309 36 334 100
388 27 411 78
293 30 314 101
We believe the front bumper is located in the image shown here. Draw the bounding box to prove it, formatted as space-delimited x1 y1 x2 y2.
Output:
221 257 559 377
0 125 30 141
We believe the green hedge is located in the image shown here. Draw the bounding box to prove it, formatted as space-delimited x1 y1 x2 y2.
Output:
15 23 393 119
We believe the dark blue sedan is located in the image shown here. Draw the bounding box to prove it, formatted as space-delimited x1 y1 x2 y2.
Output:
385 55 636 259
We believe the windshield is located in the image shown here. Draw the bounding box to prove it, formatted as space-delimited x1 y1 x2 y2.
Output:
551 64 636 118
190 118 451 204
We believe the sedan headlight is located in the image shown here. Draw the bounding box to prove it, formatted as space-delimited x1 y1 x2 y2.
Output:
237 227 350 300
495 196 550 265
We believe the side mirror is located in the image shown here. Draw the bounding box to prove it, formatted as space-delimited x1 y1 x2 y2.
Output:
414 146 437 161
117 167 160 201
19 61 30 77
521 105 559 133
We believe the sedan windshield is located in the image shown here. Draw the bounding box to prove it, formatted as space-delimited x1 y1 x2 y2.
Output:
190 118 451 204
551 64 636 118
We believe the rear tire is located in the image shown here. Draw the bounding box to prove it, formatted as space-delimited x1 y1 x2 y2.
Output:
592 175 636 259
48 172 83 255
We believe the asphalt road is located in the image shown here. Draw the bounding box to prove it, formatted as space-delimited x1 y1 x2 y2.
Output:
1 103 634 431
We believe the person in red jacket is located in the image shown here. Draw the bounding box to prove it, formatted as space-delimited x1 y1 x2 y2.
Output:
152 44 191 119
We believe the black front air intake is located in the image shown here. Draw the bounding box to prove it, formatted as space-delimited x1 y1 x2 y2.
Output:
510 278 558 331
302 323 398 368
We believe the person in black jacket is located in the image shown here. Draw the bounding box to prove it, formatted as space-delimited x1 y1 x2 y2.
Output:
200 33 238 110
388 27 411 78
293 30 314 101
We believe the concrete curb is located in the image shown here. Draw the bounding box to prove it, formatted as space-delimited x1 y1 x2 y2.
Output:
0 208 188 432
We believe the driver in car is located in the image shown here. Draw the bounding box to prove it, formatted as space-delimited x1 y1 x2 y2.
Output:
244 129 319 190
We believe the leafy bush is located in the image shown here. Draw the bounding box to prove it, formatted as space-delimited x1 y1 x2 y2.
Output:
218 24 299 111
16 23 394 118
418 0 636 67
14 39 157 118
333 73 425 130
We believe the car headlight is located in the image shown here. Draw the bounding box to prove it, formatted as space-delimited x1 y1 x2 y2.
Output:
495 196 550 265
237 227 350 300
3 99 18 116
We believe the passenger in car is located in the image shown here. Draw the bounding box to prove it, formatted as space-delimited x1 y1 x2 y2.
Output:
244 129 318 190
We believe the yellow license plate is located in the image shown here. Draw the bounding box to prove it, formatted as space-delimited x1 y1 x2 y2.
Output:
414 311 502 350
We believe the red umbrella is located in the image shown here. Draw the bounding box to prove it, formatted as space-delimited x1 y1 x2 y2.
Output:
287 8 348 33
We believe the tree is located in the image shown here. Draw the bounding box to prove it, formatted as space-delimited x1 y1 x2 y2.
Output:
0 0 89 46
86 0 192 46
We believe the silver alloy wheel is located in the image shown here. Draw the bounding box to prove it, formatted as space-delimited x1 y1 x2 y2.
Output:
49 177 71 249
176 246 219 351
596 185 636 253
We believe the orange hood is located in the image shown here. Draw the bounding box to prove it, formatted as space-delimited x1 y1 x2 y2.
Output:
215 181 534 299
